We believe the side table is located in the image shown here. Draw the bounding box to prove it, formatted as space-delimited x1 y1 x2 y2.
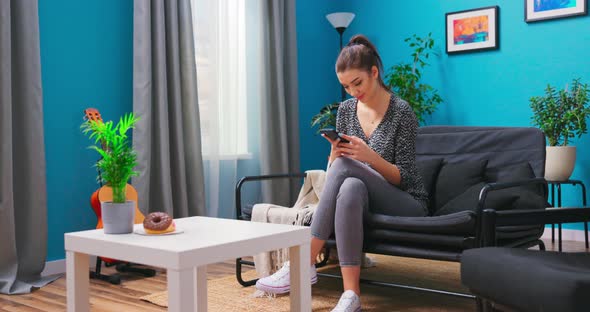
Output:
547 179 589 251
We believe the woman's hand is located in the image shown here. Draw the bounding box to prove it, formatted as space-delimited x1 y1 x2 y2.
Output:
321 133 348 164
335 134 379 165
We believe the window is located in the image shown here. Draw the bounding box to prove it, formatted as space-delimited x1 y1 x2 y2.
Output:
191 0 248 158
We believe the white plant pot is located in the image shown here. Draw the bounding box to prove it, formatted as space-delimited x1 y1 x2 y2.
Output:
101 201 136 234
544 146 576 182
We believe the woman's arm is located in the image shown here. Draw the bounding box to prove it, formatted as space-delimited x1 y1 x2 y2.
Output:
335 136 401 185
390 104 419 190
369 155 401 186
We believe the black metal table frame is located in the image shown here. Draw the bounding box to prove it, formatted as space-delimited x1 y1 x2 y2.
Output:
548 179 589 251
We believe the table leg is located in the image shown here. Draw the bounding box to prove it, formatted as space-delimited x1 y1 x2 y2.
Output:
168 267 206 312
66 251 89 312
195 266 207 311
289 243 311 312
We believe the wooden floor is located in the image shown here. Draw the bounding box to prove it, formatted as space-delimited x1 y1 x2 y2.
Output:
0 238 586 312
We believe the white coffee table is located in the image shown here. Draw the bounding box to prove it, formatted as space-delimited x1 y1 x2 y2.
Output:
65 216 311 312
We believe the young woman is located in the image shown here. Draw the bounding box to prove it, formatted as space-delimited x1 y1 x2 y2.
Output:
256 34 428 312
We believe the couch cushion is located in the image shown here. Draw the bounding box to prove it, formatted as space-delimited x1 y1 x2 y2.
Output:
485 161 535 182
434 160 488 212
434 161 547 216
416 126 546 178
366 210 477 235
485 161 542 194
367 229 475 249
416 158 444 214
434 184 547 216
461 248 590 312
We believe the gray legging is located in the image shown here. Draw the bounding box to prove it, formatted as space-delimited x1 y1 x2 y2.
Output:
310 157 426 266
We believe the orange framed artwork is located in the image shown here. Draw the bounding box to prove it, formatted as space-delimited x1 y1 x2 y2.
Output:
446 6 499 54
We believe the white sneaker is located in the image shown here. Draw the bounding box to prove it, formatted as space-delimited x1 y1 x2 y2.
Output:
255 261 318 294
331 290 361 312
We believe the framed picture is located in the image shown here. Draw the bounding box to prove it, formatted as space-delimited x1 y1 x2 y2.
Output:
446 6 499 54
525 0 587 22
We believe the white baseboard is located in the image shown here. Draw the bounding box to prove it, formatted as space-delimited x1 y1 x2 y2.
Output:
541 227 588 242
42 256 97 276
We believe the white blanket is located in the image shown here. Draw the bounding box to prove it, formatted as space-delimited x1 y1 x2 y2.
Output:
252 170 326 278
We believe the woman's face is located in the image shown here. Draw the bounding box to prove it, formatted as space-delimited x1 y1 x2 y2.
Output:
336 66 380 102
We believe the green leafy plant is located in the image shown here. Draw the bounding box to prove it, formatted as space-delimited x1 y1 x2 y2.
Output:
81 113 140 203
310 102 339 133
385 33 443 124
530 78 590 146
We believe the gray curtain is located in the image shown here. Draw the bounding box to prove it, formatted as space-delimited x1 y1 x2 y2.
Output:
133 0 206 217
0 0 58 295
259 0 301 206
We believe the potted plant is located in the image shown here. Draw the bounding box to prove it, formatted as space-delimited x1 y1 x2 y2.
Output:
530 78 590 181
385 33 443 124
310 102 339 133
82 112 140 234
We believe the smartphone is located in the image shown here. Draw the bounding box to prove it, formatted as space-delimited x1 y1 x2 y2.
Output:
319 128 349 143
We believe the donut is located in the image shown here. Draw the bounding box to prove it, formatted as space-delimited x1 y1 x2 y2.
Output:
143 212 175 234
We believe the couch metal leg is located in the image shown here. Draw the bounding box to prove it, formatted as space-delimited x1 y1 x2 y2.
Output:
317 272 475 299
476 297 484 312
476 297 496 312
235 258 258 287
538 240 546 251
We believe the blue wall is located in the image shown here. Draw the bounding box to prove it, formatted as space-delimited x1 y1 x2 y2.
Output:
39 0 133 261
296 0 353 172
296 0 590 230
40 0 589 261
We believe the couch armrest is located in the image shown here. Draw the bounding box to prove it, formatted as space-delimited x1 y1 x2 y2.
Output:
235 173 306 220
475 178 548 246
480 207 590 247
477 177 548 214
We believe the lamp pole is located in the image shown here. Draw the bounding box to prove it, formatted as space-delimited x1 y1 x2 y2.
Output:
336 27 346 101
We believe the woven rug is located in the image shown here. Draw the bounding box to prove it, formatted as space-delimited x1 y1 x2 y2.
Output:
140 254 473 311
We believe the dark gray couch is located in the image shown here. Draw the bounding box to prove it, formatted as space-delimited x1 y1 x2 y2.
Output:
361 126 547 262
235 126 548 296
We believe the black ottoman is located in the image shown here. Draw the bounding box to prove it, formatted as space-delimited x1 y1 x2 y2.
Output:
461 247 590 312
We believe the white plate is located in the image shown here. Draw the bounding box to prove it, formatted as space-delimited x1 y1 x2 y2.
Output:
134 227 184 236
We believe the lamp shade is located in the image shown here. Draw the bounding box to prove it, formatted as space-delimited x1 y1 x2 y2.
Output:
326 12 355 29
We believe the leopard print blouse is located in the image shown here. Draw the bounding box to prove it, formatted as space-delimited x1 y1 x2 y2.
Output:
336 94 428 208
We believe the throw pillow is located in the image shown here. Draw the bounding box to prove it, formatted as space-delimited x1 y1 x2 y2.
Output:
416 158 444 214
512 190 548 210
434 183 523 216
434 159 488 212
485 161 540 194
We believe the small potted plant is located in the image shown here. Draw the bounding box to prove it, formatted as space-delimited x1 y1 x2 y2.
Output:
82 112 140 234
310 102 339 133
530 78 590 181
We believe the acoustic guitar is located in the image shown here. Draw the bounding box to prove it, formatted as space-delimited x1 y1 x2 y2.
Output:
84 108 145 263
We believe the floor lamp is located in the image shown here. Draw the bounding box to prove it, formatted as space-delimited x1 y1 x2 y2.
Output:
326 12 355 102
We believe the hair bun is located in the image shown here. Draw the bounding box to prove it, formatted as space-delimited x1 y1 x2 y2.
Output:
347 35 371 48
